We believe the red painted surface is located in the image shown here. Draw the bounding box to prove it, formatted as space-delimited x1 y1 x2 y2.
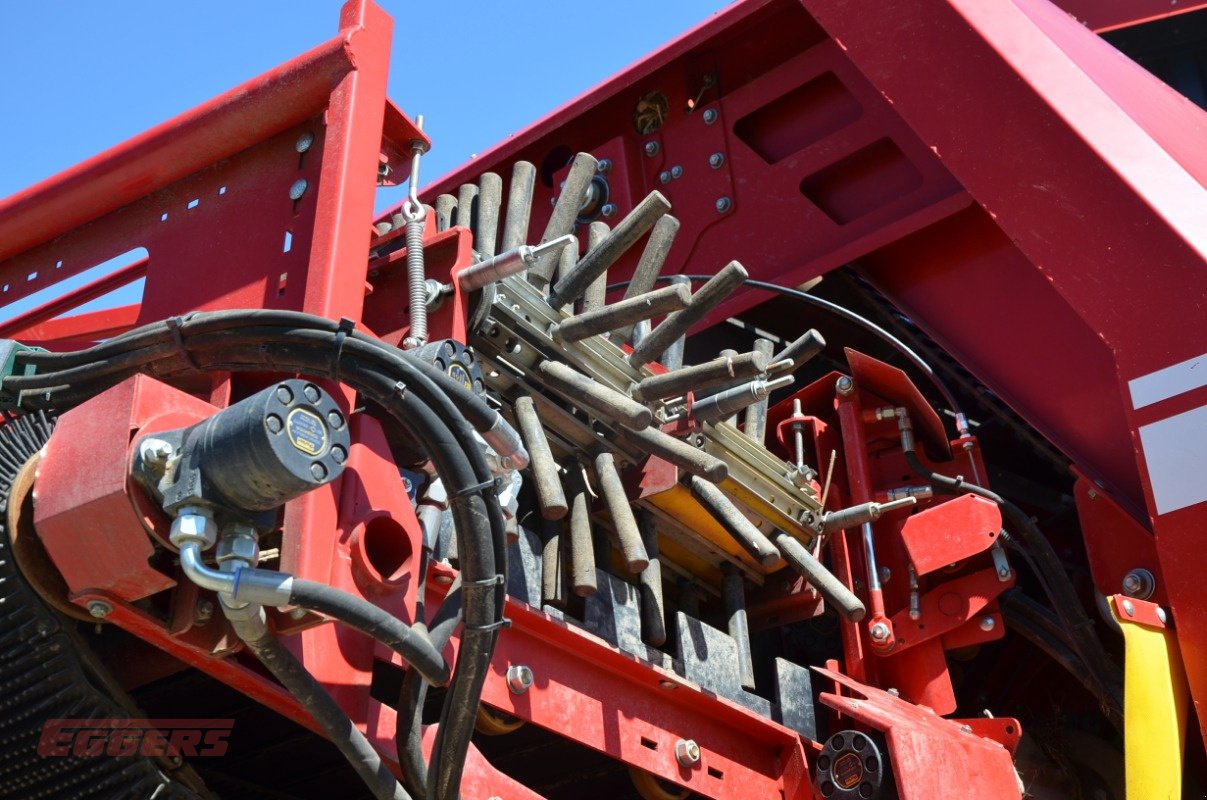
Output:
900 495 1002 577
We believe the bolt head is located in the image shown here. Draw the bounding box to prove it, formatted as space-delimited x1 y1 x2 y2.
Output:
670 165 683 179
1157 607 1168 624
601 203 617 218
506 664 534 694
715 196 732 214
216 532 260 566
87 600 112 619
139 438 174 465
709 152 725 169
836 375 855 396
878 566 892 584
597 159 612 173
289 178 309 201
195 599 215 624
674 738 701 767
869 622 891 642
295 132 315 153
979 615 996 632
659 171 672 184
644 141 660 157
170 509 218 549
1122 599 1135 617
1121 567 1155 600
702 108 718 124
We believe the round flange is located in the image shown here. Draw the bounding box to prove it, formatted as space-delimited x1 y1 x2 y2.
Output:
813 729 892 799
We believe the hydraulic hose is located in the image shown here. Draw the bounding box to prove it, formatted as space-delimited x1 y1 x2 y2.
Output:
224 604 410 800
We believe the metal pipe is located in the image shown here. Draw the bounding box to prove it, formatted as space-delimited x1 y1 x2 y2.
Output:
614 423 728 483
633 350 769 401
581 221 611 314
552 284 690 343
659 276 691 370
822 497 916 533
594 451 649 573
475 172 502 257
774 329 826 372
722 563 755 690
453 182 478 237
567 467 597 596
530 152 597 287
434 194 456 233
615 215 680 341
770 531 866 622
791 398 805 471
537 360 652 430
548 191 670 309
541 517 569 609
691 375 793 425
637 511 666 647
743 338 775 443
629 261 748 368
687 476 780 567
514 396 568 520
501 161 536 251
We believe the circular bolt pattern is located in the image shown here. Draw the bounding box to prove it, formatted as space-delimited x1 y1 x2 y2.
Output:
296 132 315 153
703 108 719 124
715 196 732 214
506 665 534 694
87 600 112 619
289 179 309 201
815 729 888 799
674 738 701 767
644 141 660 157
709 152 725 168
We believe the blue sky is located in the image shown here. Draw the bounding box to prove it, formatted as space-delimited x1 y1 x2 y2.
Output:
0 2 729 321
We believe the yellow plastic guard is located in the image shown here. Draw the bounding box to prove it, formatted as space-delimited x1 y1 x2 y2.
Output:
1110 597 1189 799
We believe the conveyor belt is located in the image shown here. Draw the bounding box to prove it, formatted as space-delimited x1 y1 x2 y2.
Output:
0 412 206 800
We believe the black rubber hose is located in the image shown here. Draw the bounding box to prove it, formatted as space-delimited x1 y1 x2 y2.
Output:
397 584 463 800
289 579 449 686
231 614 410 800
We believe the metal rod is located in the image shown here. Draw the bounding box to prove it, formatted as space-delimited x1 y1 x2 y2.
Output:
501 161 537 251
722 563 755 690
475 172 502 258
774 329 826 373
434 194 456 233
514 396 568 520
659 276 690 370
633 350 769 402
548 191 670 309
687 476 780 567
553 241 577 315
530 152 597 287
537 360 653 430
619 215 680 304
540 517 568 609
637 511 666 647
718 349 740 425
615 423 728 483
581 221 610 314
453 182 479 236
792 398 805 471
744 337 775 443
594 451 649 573
552 284 690 343
771 531 866 622
567 467 597 597
629 261 749 368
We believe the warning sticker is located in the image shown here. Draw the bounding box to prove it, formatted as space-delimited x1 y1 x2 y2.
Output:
833 752 863 790
286 408 328 456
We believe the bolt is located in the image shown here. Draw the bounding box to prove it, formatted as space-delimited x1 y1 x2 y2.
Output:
644 141 660 157
87 600 112 619
597 159 612 173
1122 599 1135 617
979 615 996 632
997 567 1011 579
1157 607 1168 624
289 179 309 201
289 606 309 620
295 132 315 153
674 738 701 767
702 108 719 125
330 444 347 465
659 679 678 690
960 724 973 735
659 171 672 184
601 203 617 218
195 599 214 624
303 383 321 403
886 687 900 697
709 152 725 169
670 165 683 179
1121 567 1155 600
869 622 891 642
878 566 892 584
836 375 855 396
310 462 328 481
715 196 732 214
139 438 174 467
506 664 534 694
